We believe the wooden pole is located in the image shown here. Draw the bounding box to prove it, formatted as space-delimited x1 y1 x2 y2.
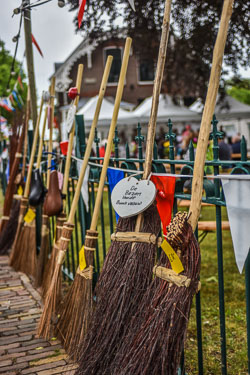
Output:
88 38 132 232
46 79 56 188
188 0 234 231
61 64 84 206
67 56 113 224
23 0 37 130
23 95 44 198
36 104 49 170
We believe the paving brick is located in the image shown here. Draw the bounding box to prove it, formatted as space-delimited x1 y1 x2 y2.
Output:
0 359 12 367
36 364 78 375
0 334 32 345
22 360 66 374
0 342 20 351
0 361 28 373
8 342 50 353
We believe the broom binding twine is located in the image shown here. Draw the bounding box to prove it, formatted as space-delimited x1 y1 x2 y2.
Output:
57 249 66 265
77 265 94 279
85 230 98 251
111 231 163 247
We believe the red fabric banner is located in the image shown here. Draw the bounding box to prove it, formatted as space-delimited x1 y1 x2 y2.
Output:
151 175 176 235
78 0 87 28
31 34 44 58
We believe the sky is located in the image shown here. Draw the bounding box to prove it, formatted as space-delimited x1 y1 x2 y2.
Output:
1 0 83 97
1 0 249 100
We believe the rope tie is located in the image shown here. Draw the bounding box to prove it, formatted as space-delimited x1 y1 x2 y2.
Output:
57 250 66 265
77 265 94 279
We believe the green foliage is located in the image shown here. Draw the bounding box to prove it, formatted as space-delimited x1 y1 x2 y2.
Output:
226 76 250 105
0 39 27 117
67 0 250 99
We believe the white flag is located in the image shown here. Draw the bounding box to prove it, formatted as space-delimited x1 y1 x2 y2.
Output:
76 161 90 212
128 0 135 11
222 179 250 273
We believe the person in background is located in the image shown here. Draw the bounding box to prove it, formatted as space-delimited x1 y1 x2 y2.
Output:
231 133 241 154
218 132 232 169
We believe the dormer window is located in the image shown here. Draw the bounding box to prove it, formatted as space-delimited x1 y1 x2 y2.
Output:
104 47 122 84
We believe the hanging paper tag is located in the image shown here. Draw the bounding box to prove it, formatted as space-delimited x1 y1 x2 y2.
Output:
79 245 87 271
66 104 76 133
17 185 23 196
24 208 36 223
161 240 184 274
57 172 64 190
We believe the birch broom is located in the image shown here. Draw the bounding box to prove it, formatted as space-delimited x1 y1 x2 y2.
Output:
0 88 30 253
110 1 234 374
74 3 172 370
55 55 113 355
41 64 84 299
9 93 44 276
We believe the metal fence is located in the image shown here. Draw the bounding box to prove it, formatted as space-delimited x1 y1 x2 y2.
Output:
1 114 250 374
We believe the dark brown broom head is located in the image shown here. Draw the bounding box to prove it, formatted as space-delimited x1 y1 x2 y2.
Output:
75 202 161 373
0 199 20 255
35 214 50 288
110 211 201 375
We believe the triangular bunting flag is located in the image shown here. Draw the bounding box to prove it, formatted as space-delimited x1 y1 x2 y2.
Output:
151 175 176 235
78 0 87 28
128 0 135 11
107 168 124 222
31 33 44 58
76 161 90 212
222 179 250 273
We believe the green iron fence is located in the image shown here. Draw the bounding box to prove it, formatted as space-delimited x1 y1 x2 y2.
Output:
1 114 250 374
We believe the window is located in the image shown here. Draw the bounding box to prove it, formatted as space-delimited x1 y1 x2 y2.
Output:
104 48 122 84
139 60 154 83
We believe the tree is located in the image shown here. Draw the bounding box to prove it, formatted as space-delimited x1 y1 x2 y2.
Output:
67 0 249 101
226 76 250 105
0 40 27 119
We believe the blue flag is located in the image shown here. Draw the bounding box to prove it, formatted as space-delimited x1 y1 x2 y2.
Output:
107 168 124 222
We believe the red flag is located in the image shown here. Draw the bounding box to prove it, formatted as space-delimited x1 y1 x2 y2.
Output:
78 0 87 28
31 34 44 58
17 75 24 90
151 175 176 235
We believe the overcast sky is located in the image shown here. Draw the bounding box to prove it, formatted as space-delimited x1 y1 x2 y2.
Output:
1 0 250 101
1 0 83 97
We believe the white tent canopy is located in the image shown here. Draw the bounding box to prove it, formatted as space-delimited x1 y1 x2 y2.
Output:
190 95 250 119
77 96 138 126
134 94 201 123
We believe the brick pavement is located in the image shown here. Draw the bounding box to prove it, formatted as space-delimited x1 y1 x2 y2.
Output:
0 256 77 375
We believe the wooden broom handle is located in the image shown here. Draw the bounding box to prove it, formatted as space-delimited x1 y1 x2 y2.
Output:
21 87 30 177
67 56 113 224
134 0 172 232
36 104 49 169
89 38 132 231
143 0 172 179
62 64 84 197
188 0 234 231
47 78 56 187
23 94 44 198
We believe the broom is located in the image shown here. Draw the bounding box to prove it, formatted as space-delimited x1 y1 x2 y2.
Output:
0 89 30 252
37 43 129 341
9 93 44 274
38 42 127 337
55 56 113 355
110 1 234 374
41 64 84 299
74 2 171 370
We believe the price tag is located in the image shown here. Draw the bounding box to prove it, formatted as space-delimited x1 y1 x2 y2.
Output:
161 240 184 274
66 104 76 133
24 208 36 223
79 245 87 271
17 185 23 196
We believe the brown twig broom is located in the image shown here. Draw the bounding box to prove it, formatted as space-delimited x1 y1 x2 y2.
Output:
0 88 30 253
40 64 84 299
74 3 172 369
109 1 234 374
9 93 44 275
55 55 113 355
